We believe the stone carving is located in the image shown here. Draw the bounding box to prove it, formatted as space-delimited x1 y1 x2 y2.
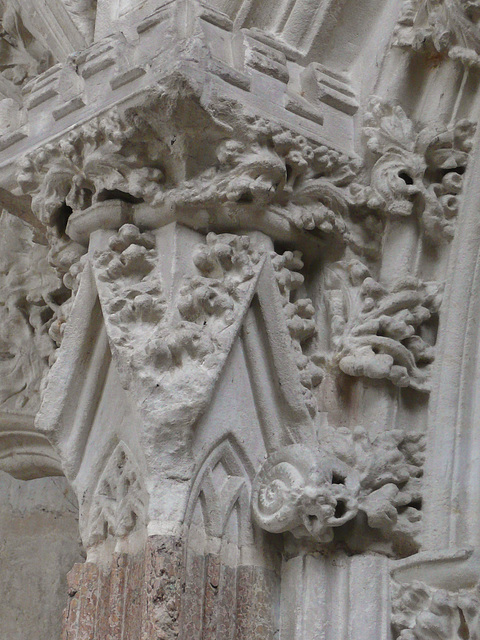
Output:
394 0 480 66
271 250 324 416
253 426 425 554
0 2 53 88
85 441 147 548
16 98 366 257
351 98 475 244
325 262 443 391
164 118 358 252
0 211 65 412
93 226 263 412
187 436 253 542
17 108 164 235
61 0 96 43
252 443 358 543
392 579 480 639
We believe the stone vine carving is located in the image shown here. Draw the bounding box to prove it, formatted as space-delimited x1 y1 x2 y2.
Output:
0 211 66 413
16 96 375 259
85 441 147 548
252 426 425 554
163 116 359 254
325 262 443 391
351 97 475 244
0 3 53 88
17 107 164 234
92 226 263 418
271 250 324 416
392 579 480 639
394 0 480 66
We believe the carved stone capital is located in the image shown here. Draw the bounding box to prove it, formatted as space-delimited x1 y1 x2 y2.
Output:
14 95 361 265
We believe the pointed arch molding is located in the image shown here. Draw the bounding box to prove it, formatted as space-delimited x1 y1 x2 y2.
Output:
185 435 255 544
84 440 148 548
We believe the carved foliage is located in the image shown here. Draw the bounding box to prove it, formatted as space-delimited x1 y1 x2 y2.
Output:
252 426 424 553
166 118 358 252
394 0 480 66
86 441 147 548
17 108 164 230
271 249 324 416
325 261 443 391
392 579 480 639
0 211 66 412
351 98 475 244
16 101 366 255
93 226 263 419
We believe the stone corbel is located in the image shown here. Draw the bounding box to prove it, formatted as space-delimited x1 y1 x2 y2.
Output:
252 425 425 556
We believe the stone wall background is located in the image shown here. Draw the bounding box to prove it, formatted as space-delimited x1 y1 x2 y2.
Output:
0 471 84 640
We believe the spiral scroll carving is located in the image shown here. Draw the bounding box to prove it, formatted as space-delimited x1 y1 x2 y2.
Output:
252 444 359 542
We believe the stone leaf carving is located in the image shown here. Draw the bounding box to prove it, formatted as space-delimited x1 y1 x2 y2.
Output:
394 0 480 66
16 95 368 258
0 2 53 87
351 97 475 244
392 579 480 639
17 107 164 234
271 249 324 417
252 426 424 554
325 261 443 391
85 441 147 548
0 211 66 412
92 226 263 423
163 117 359 253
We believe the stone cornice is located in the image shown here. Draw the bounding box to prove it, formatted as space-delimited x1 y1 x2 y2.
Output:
0 2 359 187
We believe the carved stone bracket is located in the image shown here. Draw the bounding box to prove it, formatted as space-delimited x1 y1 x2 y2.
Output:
252 425 425 555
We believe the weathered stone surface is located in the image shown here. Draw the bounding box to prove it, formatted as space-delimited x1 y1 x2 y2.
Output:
2 1 480 639
0 470 84 640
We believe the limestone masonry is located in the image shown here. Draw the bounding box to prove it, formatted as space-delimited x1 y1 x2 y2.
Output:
1 1 480 638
